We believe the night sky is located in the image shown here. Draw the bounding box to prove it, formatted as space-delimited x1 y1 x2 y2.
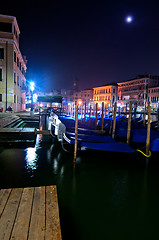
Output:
1 0 159 91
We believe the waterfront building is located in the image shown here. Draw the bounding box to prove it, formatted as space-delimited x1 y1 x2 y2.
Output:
117 75 159 110
0 14 27 112
148 86 159 110
93 84 118 109
80 88 93 105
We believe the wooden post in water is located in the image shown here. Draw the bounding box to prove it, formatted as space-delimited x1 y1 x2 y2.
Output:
112 102 117 138
101 102 104 131
95 103 98 128
127 101 132 144
74 104 78 168
89 105 92 124
84 102 86 122
146 102 151 156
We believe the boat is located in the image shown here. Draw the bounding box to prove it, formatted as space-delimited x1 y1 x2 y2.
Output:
49 113 135 154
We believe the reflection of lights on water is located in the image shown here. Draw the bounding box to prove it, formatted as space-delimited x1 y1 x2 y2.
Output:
76 157 82 164
25 147 38 170
60 166 64 176
25 135 41 172
53 158 58 174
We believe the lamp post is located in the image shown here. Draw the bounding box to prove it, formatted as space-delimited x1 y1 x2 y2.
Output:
30 82 34 115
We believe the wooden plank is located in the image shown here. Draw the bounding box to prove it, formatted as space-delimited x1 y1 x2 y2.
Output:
28 186 45 240
45 186 62 240
0 188 23 240
10 187 34 240
0 189 12 217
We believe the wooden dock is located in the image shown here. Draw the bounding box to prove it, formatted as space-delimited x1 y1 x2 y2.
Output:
0 186 62 240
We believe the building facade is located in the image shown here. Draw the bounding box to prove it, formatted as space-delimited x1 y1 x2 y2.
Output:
0 14 27 112
148 86 159 110
117 75 159 110
93 84 118 108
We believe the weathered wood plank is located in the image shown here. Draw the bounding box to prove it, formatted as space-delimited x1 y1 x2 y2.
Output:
28 186 45 240
10 187 34 240
0 186 61 240
0 189 12 217
0 188 23 240
45 186 62 240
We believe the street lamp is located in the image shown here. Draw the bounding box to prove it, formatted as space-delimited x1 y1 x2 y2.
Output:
30 82 34 114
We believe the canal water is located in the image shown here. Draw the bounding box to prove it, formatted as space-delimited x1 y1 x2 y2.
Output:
0 115 159 240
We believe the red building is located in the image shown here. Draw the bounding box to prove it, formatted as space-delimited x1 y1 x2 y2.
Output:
117 75 159 110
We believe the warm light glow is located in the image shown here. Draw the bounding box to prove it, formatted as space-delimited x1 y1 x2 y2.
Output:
77 99 83 106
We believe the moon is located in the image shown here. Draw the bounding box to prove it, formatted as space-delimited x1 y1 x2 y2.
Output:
126 16 133 23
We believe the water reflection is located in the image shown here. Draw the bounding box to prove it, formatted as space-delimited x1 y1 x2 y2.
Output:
24 135 41 173
25 147 38 171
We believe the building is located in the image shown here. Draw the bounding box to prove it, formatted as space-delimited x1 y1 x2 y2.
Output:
93 84 118 108
0 14 27 112
117 75 159 110
148 86 159 110
80 88 93 105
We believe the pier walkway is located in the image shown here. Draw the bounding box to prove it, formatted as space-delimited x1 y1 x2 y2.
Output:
0 186 62 240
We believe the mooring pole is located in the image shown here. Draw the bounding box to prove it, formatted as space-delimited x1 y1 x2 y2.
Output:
95 103 98 128
112 102 117 138
84 102 86 122
89 105 92 124
127 101 132 144
146 102 151 156
101 102 104 131
74 103 78 168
